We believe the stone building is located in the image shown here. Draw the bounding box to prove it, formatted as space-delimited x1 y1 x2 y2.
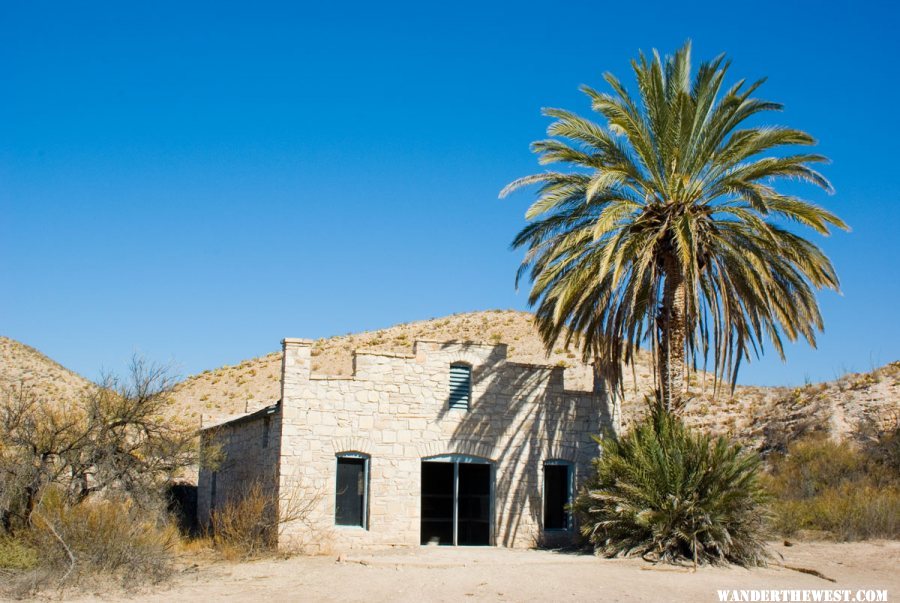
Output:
197 337 618 551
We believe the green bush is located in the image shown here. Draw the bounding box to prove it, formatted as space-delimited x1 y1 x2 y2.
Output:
765 434 900 540
575 403 769 566
0 536 38 571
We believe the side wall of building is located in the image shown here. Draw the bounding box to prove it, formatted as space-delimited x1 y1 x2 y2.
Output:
197 407 282 529
277 339 616 552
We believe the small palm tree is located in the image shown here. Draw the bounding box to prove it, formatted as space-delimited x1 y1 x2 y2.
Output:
574 401 771 566
501 42 847 410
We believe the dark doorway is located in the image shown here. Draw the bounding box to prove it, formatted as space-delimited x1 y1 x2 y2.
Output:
543 463 571 531
420 459 492 546
457 463 490 545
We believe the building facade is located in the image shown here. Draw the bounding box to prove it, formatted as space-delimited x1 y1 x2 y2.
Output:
197 337 617 552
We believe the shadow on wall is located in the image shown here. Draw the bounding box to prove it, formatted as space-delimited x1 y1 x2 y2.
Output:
435 343 616 547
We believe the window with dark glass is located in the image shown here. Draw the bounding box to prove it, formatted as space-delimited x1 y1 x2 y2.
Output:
335 455 368 528
543 462 571 530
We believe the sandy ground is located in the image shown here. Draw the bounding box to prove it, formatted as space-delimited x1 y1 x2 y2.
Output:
62 541 899 603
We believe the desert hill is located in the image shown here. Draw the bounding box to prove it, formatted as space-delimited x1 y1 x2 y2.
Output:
0 336 93 402
2 311 896 452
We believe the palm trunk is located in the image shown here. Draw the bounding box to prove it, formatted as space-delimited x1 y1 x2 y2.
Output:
658 265 686 412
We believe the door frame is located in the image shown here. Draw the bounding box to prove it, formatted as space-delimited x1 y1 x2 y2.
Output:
420 454 494 546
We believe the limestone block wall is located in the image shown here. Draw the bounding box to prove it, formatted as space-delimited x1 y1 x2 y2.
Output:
277 337 616 552
197 405 281 528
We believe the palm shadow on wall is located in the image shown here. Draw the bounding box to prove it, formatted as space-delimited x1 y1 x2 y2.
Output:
435 343 615 547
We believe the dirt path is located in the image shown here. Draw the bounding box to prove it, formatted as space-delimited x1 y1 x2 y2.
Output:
68 541 898 603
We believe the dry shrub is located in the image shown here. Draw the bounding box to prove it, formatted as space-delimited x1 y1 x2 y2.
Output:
0 358 197 534
765 434 900 540
175 534 215 555
0 358 194 599
772 484 899 540
1 489 177 598
31 489 177 579
857 412 900 474
210 482 277 559
209 480 320 559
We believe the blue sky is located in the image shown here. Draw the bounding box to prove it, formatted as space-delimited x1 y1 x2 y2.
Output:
2 1 898 386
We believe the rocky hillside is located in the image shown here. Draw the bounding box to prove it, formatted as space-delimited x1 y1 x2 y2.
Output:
677 362 898 453
0 336 93 402
3 312 897 452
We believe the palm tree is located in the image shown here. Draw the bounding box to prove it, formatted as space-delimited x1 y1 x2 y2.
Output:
501 42 847 411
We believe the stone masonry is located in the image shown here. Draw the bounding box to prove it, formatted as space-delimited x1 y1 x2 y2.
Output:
197 403 281 530
198 337 618 552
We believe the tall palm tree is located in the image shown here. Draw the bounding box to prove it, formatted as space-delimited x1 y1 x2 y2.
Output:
501 42 847 411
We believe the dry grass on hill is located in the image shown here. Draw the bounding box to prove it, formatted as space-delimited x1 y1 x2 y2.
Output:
0 336 93 402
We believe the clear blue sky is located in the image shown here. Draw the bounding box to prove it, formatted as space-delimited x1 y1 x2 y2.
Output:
2 1 898 386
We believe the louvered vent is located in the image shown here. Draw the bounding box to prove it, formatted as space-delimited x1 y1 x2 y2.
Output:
448 364 471 410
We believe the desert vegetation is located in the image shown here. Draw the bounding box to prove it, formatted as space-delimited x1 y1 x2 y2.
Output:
764 419 899 541
575 404 899 567
205 479 323 560
207 481 281 559
0 359 196 597
0 350 328 597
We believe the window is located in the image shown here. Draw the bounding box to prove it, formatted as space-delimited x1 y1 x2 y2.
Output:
448 363 471 410
543 461 572 531
335 454 369 528
262 416 271 449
